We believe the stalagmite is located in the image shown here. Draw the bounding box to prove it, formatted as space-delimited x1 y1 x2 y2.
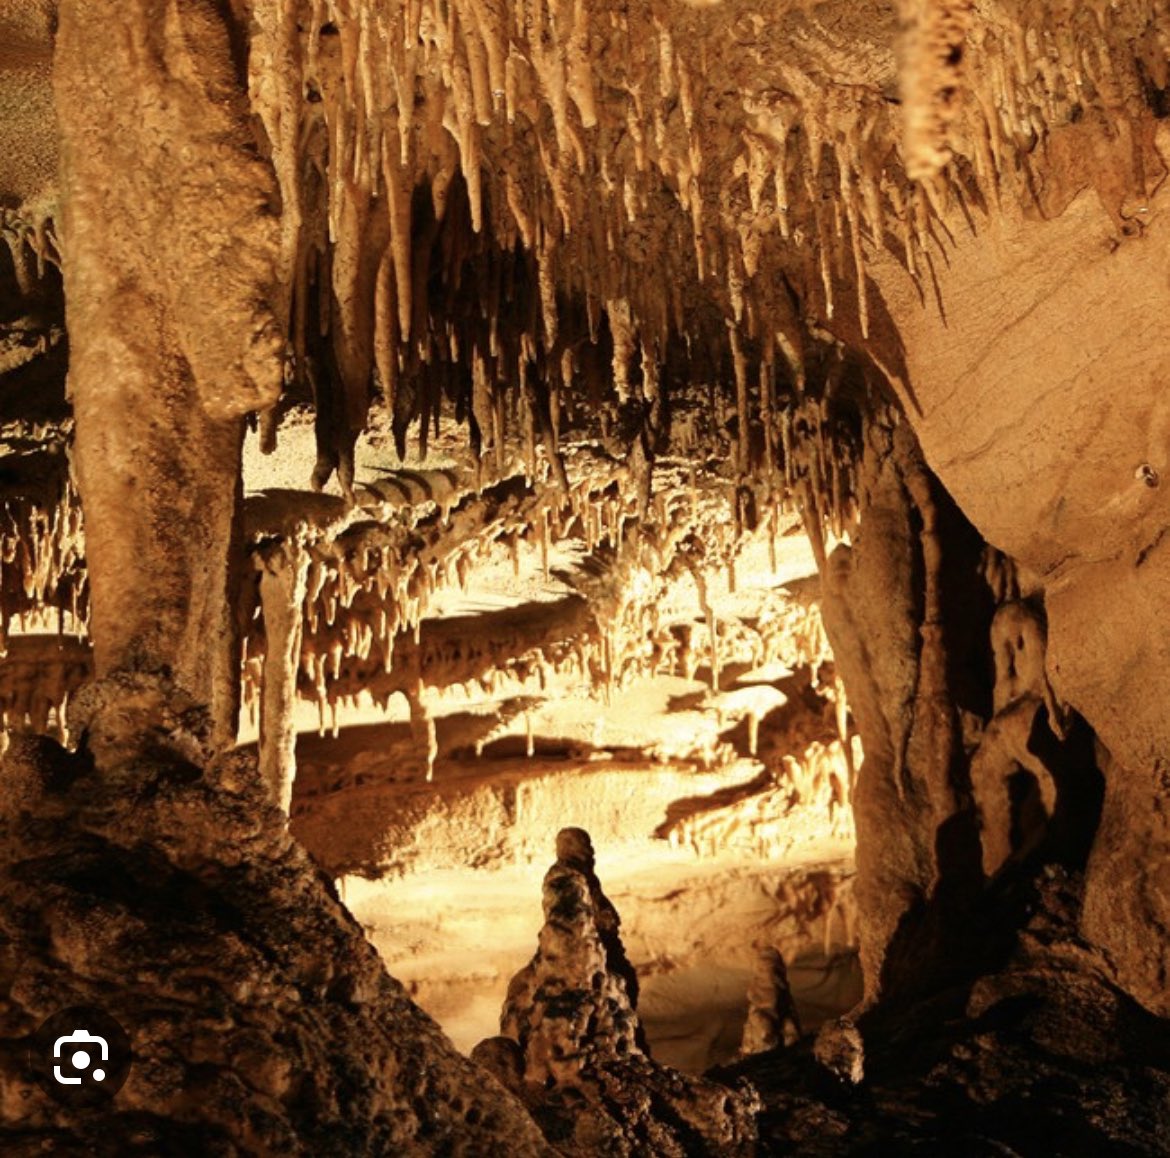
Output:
476 828 760 1152
740 946 802 1056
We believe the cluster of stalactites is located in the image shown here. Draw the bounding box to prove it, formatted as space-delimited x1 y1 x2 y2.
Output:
895 0 1170 253
242 0 1023 506
513 469 844 705
666 748 859 866
959 1 1170 209
0 474 89 753
754 593 835 677
241 465 651 727
0 636 90 755
779 394 863 551
0 209 60 295
245 0 1170 493
240 449 842 732
0 468 88 656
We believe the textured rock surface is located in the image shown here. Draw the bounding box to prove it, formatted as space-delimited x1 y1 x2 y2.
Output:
6 0 1169 1031
0 1 55 211
733 870 1170 1157
0 728 553 1156
819 413 999 1002
969 600 1103 879
499 827 645 1058
476 828 761 1156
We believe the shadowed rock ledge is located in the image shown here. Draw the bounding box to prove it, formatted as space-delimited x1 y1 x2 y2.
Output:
0 728 553 1156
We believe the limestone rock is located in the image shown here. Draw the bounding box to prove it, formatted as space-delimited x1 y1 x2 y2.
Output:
4 0 1170 1152
479 827 761 1156
0 735 553 1156
969 599 1104 880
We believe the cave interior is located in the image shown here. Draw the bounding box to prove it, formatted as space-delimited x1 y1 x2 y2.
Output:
2 0 1170 1154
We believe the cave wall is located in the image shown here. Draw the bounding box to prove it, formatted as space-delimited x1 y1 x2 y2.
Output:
0 734 557 1155
859 145 1170 1016
818 392 1112 1008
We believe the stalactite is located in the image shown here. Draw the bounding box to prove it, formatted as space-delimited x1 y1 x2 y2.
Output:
607 298 635 404
727 324 751 478
217 0 1168 520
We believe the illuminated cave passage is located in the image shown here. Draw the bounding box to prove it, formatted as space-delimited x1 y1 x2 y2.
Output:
0 0 1168 1154
245 419 866 1075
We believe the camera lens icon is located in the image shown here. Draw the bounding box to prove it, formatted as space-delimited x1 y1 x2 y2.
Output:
53 1028 110 1084
31 1006 131 1106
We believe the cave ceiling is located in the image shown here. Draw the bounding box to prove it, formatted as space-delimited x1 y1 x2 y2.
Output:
8 0 1164 468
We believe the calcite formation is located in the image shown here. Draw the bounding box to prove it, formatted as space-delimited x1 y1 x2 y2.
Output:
496 829 645 1076
739 946 802 1057
813 1017 865 1086
475 828 760 1156
0 446 85 653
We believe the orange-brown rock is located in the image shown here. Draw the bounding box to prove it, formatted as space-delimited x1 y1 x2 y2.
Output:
0 730 554 1156
478 828 761 1156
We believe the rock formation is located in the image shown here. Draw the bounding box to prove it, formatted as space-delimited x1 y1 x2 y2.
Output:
475 827 761 1156
740 947 802 1057
0 730 552 1155
969 598 1103 878
728 870 1170 1155
812 1018 865 1087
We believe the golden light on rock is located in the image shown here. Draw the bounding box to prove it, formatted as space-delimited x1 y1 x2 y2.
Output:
0 0 1167 1153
